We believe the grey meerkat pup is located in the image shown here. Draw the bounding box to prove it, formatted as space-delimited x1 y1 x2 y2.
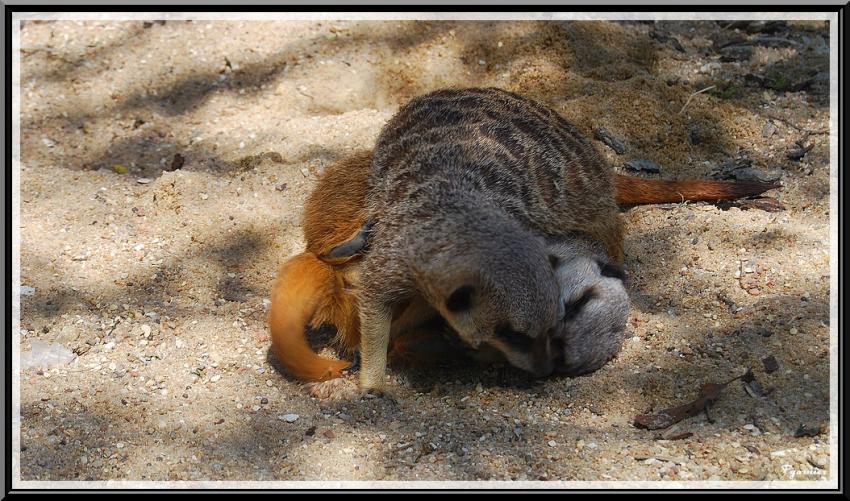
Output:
356 87 626 398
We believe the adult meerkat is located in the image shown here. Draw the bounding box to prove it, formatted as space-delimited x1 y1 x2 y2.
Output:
269 145 777 385
271 87 781 397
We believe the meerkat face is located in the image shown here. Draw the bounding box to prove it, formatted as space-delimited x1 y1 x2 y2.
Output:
428 245 562 379
547 247 630 377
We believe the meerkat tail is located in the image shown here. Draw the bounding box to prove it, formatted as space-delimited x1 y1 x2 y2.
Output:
613 174 780 205
269 252 352 381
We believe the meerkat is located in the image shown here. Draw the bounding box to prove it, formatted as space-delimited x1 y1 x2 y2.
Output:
270 139 778 386
275 87 780 398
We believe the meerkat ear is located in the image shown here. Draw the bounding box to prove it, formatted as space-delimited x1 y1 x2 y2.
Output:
446 285 475 313
322 221 374 260
596 259 627 282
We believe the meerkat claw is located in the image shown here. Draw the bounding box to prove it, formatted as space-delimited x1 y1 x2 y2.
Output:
361 387 398 405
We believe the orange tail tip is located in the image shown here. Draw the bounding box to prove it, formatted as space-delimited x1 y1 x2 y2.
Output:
268 252 351 382
613 173 781 205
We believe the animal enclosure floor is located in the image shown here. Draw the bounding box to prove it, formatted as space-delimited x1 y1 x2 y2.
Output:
17 18 832 483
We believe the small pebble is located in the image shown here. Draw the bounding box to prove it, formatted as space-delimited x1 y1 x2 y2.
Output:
210 375 221 382
624 159 662 174
762 121 778 138
279 413 299 423
136 178 152 185
547 440 557 447
762 355 779 373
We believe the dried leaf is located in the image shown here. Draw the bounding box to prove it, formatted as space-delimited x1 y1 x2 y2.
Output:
633 382 726 430
633 372 750 431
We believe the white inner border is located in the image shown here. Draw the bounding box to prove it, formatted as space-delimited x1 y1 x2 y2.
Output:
10 10 839 491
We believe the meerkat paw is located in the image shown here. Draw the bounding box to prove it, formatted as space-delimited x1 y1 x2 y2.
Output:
304 378 359 400
360 386 399 405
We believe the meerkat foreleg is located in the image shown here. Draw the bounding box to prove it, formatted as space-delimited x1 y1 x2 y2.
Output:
358 304 394 399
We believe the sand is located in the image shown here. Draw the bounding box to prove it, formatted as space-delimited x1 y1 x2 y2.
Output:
17 19 831 482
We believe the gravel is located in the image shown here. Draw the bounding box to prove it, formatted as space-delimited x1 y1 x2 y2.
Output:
17 19 831 483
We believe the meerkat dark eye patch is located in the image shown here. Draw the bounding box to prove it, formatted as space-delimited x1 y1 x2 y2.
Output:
596 259 626 282
561 286 598 322
446 285 475 313
494 323 533 351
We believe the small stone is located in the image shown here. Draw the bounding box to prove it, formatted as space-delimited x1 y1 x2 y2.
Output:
794 423 822 437
260 397 269 405
210 374 221 382
279 413 299 423
116 442 125 449
200 193 209 200
762 355 779 373
136 178 152 185
762 121 778 138
807 455 828 469
790 327 799 335
168 153 185 171
103 341 115 351
141 324 152 337
275 183 287 192
547 440 557 447
323 429 336 439
593 127 629 155
266 380 273 387
624 159 661 174
20 286 36 296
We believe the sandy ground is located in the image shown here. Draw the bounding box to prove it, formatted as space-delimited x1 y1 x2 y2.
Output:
17 20 832 482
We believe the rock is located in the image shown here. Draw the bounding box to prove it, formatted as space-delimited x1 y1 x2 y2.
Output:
726 166 781 183
720 44 753 62
787 142 814 161
593 127 629 155
20 286 36 296
624 159 661 174
137 178 152 184
762 355 779 373
807 455 828 469
762 121 778 138
278 413 299 423
794 423 823 437
167 153 185 171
